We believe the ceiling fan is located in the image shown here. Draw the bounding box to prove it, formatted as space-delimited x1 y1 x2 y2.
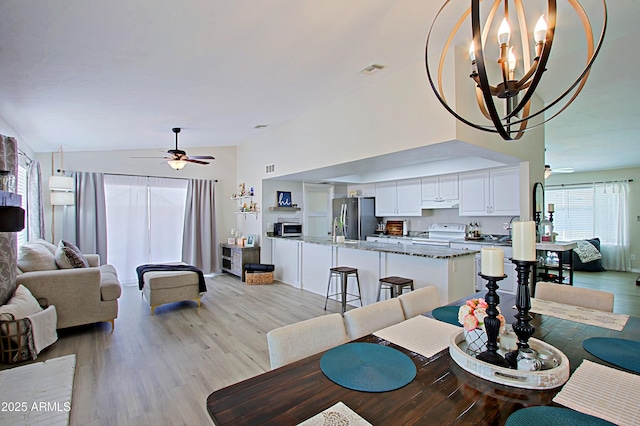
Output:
544 165 574 179
135 128 215 170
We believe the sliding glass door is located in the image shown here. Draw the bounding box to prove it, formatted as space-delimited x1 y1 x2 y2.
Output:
104 175 188 284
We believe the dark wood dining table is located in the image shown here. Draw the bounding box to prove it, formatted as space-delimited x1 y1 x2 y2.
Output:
206 291 640 425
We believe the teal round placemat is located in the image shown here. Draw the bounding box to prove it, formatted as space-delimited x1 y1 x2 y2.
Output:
506 406 615 425
583 337 640 373
320 343 416 392
431 306 461 327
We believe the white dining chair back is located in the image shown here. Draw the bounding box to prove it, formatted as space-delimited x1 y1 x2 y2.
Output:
397 286 442 318
266 313 349 370
535 282 614 312
343 298 406 340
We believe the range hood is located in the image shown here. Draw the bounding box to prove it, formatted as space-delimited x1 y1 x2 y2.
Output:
421 199 459 209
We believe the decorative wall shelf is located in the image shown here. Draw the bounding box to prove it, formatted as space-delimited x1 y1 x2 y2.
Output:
269 207 301 211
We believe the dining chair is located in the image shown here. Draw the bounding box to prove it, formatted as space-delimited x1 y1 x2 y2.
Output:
535 281 614 312
397 286 442 318
343 298 406 340
266 313 349 370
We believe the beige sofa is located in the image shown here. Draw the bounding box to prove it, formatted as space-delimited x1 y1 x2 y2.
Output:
16 253 121 330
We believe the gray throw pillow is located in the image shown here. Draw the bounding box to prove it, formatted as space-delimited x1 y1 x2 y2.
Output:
55 240 89 269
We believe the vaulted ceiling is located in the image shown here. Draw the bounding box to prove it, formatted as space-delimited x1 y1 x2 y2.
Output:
0 1 638 173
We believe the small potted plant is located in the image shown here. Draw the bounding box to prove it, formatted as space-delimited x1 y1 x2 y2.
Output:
458 298 505 355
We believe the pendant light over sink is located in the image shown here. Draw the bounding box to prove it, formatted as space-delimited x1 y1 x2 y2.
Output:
424 0 607 140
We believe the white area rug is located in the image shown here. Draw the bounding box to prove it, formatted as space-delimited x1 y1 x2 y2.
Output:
0 354 75 425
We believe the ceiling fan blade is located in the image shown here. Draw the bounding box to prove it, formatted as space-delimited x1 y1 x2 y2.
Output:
188 155 216 160
131 156 169 159
184 158 209 165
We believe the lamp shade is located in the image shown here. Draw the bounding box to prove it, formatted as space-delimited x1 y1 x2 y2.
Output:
49 175 74 191
51 191 75 206
0 206 25 232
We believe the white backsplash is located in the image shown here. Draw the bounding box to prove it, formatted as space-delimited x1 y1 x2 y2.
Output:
383 208 518 236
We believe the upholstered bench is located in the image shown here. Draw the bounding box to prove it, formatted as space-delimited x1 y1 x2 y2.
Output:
139 263 204 315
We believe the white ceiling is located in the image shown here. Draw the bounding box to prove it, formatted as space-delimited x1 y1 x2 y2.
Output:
0 1 638 174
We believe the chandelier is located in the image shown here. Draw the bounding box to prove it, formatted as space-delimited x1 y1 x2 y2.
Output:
425 0 607 140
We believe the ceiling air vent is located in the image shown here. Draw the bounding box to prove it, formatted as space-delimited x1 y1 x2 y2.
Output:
265 164 275 174
360 64 385 74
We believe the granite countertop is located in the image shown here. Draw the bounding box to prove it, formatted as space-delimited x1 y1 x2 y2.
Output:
449 238 513 247
269 236 478 259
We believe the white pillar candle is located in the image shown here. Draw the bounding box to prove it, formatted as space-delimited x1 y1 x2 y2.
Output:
512 221 536 261
548 203 554 213
536 203 541 213
481 247 504 276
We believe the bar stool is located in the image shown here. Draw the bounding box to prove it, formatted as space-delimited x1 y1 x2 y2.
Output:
377 276 414 301
324 266 363 314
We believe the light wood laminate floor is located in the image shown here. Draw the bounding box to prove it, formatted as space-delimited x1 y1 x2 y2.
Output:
3 270 639 425
3 274 345 425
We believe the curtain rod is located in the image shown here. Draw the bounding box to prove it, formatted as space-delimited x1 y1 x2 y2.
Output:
102 171 218 182
547 179 633 188
17 148 34 164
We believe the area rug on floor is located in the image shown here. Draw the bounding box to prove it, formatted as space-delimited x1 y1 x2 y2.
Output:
0 354 75 425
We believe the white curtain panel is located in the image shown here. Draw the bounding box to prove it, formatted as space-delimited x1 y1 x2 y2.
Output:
104 174 188 284
147 176 188 263
594 181 630 271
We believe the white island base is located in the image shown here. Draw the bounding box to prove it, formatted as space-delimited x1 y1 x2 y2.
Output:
272 238 476 308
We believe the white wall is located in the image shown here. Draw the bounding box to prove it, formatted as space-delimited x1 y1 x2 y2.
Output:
546 167 640 272
236 55 545 263
35 146 237 263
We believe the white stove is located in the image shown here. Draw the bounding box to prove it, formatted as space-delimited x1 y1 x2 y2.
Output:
411 223 467 247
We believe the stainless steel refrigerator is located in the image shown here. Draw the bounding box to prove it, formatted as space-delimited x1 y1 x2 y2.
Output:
332 197 378 240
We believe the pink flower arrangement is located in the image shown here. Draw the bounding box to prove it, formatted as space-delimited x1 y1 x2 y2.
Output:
458 298 505 331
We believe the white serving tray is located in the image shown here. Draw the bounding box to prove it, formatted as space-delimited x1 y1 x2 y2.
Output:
449 331 570 390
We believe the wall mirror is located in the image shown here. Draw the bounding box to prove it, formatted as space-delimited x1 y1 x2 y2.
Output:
532 182 544 221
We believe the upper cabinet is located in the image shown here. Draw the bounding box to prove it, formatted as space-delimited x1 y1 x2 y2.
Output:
347 183 376 198
458 167 519 216
421 175 459 203
375 178 421 216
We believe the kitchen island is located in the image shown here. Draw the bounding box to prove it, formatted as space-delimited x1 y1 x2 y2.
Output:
268 237 478 307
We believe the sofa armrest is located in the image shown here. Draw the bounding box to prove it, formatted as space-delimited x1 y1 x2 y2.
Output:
85 254 100 267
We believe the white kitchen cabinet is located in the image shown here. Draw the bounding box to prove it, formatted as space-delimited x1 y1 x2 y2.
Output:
458 167 519 216
375 179 421 216
271 238 302 287
347 183 375 197
421 175 458 202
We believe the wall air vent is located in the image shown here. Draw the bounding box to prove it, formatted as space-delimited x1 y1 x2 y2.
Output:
265 164 275 174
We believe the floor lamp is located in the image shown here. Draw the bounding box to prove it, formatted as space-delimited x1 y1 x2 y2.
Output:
49 146 74 243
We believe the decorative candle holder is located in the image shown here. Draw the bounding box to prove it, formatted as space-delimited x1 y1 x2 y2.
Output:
535 211 541 225
505 259 537 368
548 211 554 223
477 273 510 367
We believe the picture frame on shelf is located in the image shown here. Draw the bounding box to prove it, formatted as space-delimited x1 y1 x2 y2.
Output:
246 234 257 247
277 191 292 207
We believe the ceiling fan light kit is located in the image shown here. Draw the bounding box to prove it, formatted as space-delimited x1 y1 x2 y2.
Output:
132 127 216 170
425 0 607 141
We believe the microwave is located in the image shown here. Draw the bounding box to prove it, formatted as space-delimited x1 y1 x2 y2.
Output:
274 222 302 237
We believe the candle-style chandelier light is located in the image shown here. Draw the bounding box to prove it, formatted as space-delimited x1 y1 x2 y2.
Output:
425 0 607 140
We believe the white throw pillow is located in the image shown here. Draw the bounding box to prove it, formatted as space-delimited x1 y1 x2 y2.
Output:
574 240 603 263
30 238 58 256
17 243 58 272
55 240 89 269
0 285 43 343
